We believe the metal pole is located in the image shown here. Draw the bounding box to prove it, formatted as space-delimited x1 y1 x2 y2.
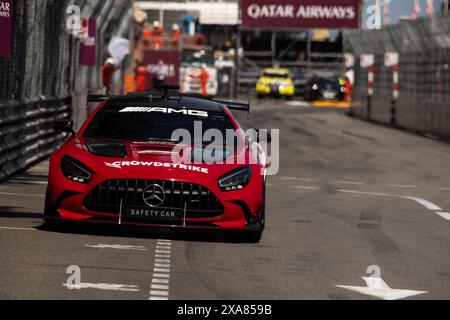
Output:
233 27 241 99
271 30 276 65
306 30 311 72
445 0 449 14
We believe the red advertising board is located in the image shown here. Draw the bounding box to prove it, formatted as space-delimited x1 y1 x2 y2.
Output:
142 50 180 90
79 18 96 66
0 0 14 57
241 0 361 29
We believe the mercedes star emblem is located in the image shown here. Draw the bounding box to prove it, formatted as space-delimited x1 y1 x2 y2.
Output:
142 184 166 207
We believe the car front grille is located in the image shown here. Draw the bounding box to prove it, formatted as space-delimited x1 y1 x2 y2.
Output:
83 179 224 219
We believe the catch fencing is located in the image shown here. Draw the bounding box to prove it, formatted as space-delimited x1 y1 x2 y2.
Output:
0 0 133 181
345 14 450 139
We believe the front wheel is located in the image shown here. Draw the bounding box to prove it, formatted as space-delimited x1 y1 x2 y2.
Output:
242 182 266 243
43 191 59 227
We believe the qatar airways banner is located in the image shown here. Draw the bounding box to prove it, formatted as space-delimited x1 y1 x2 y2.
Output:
0 0 14 57
241 0 361 29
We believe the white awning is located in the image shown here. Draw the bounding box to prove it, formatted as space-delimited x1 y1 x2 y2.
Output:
135 1 239 25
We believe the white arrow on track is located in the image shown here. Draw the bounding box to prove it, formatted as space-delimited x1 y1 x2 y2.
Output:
335 267 427 300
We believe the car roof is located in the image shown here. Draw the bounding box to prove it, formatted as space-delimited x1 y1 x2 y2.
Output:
105 94 224 112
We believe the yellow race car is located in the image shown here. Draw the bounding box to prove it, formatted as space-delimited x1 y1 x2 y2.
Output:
256 68 295 99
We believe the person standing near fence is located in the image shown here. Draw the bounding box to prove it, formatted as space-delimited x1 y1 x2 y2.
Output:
152 21 164 50
200 64 210 97
135 61 148 92
102 58 119 95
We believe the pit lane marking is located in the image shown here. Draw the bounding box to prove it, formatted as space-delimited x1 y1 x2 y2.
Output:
63 283 140 292
294 186 449 221
150 239 172 300
85 244 147 251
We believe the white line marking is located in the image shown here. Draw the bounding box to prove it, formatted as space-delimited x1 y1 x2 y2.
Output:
153 273 170 278
333 181 366 186
386 184 418 189
438 188 450 191
403 196 442 211
149 239 172 300
156 250 171 254
155 259 171 263
152 278 169 284
435 212 450 220
336 189 447 217
63 283 139 292
0 192 45 198
149 296 168 300
86 244 147 251
336 277 426 300
282 176 314 182
0 226 36 231
150 290 169 296
151 284 169 290
336 189 394 197
294 185 321 190
156 245 172 249
154 267 170 273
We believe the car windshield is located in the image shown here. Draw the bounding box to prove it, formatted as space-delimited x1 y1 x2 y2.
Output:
263 72 289 79
83 105 236 143
314 78 340 88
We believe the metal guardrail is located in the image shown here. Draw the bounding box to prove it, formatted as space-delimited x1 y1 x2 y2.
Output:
0 97 72 181
0 0 134 181
345 14 450 139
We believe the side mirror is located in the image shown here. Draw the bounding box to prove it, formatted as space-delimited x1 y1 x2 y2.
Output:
53 120 75 135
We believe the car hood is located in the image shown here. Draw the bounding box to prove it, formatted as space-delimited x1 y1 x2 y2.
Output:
62 138 252 183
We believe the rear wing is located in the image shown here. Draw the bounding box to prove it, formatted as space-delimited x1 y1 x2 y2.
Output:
214 99 251 119
87 94 252 119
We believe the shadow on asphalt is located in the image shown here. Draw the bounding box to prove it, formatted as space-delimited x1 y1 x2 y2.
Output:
0 206 43 219
36 221 257 244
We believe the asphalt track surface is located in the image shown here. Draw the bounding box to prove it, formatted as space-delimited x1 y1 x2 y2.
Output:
1 100 450 300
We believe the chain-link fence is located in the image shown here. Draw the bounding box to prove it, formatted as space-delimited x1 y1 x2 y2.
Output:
0 0 134 181
345 14 450 138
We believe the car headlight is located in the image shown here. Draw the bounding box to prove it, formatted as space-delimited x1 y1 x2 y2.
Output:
219 166 252 192
61 156 93 184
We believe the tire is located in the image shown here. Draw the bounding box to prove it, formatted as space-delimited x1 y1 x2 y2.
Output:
242 182 266 243
43 191 58 227
260 181 266 232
